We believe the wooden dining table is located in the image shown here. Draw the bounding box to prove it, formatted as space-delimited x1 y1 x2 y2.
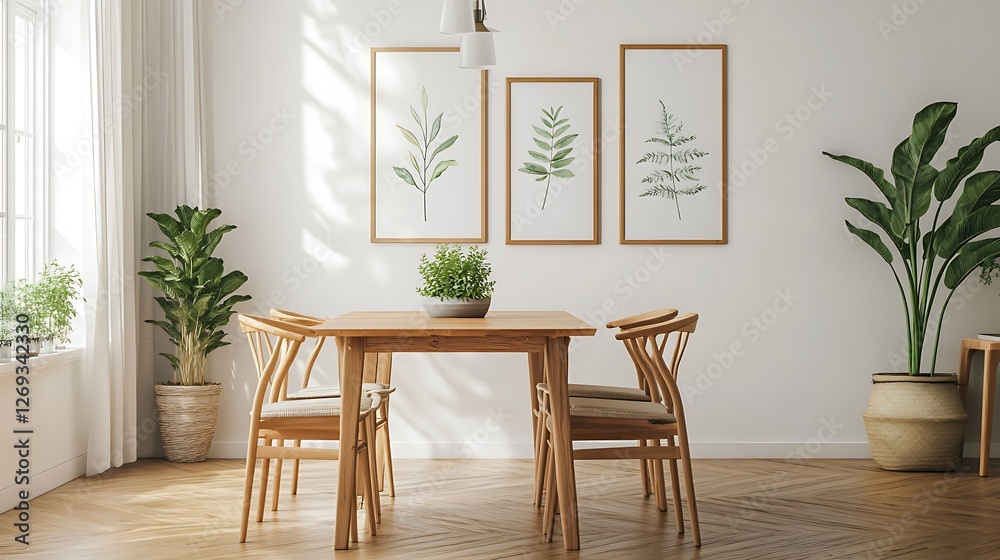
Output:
309 310 596 550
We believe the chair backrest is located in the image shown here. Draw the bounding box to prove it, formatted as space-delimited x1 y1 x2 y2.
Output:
616 313 698 419
239 314 314 405
606 308 678 330
270 308 326 326
268 309 330 390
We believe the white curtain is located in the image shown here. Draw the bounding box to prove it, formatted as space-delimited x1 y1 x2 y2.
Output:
84 0 205 475
83 0 141 476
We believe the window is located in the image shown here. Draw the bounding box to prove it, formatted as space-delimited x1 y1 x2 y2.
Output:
0 0 44 283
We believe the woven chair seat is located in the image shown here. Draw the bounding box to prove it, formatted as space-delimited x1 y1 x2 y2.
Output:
536 382 651 402
261 396 372 419
286 383 389 400
568 396 675 423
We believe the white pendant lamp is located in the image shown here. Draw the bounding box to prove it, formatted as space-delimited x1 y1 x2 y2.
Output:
439 0 474 34
459 1 496 69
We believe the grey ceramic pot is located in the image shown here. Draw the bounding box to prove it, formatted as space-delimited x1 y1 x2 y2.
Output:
421 296 491 318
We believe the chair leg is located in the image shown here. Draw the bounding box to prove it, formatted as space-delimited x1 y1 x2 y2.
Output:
256 438 272 523
533 410 549 510
666 436 684 532
381 405 396 497
357 438 377 536
679 435 701 547
239 439 259 543
271 439 285 512
291 439 302 495
541 442 559 543
366 416 382 523
638 440 652 497
650 440 668 512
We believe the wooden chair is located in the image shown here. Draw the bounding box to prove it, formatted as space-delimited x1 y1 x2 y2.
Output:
269 308 397 497
540 313 701 546
533 308 679 507
238 314 380 543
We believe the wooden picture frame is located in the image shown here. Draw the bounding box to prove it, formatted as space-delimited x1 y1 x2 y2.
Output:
370 47 488 243
506 77 600 245
620 44 728 244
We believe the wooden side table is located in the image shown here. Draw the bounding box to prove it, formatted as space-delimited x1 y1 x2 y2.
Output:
957 338 1000 476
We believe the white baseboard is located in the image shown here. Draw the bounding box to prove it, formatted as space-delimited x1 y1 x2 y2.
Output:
1 454 86 513
206 441 1000 460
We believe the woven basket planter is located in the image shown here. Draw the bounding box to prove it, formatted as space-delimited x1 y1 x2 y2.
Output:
154 383 222 463
863 373 967 472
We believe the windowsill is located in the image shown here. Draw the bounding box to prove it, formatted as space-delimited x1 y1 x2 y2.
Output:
0 347 85 377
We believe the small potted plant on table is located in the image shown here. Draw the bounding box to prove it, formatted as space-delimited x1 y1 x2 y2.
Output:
417 244 496 318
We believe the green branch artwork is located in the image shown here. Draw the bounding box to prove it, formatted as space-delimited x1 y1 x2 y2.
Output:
392 86 459 222
518 106 578 209
636 101 708 220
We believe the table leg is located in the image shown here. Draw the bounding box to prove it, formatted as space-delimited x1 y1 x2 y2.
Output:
545 336 579 550
334 336 366 549
958 341 974 403
981 349 999 477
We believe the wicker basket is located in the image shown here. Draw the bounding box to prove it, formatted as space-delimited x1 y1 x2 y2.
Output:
154 384 222 463
863 373 967 471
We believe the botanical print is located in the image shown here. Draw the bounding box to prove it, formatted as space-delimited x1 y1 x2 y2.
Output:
392 86 459 221
636 101 707 220
517 106 578 210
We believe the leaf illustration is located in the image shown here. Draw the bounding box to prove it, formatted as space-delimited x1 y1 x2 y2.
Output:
635 100 709 220
395 87 459 221
517 106 578 210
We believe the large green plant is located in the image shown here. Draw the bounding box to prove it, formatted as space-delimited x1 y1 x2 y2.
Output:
824 101 1000 375
139 206 251 386
416 244 495 300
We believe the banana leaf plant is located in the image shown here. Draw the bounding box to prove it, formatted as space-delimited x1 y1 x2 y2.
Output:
824 101 1000 375
138 206 251 385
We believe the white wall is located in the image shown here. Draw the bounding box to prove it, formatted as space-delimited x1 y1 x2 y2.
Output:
191 0 1000 459
0 352 87 512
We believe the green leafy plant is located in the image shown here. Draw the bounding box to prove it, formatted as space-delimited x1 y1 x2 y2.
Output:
518 106 578 209
393 86 459 222
637 101 708 220
139 206 251 386
416 244 496 300
824 101 1000 375
26 262 83 343
0 284 15 344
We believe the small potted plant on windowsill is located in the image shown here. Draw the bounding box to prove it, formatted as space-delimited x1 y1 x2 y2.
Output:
28 262 83 352
417 244 496 318
0 284 13 360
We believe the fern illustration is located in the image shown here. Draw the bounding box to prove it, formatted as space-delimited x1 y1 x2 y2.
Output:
636 101 708 220
517 106 578 209
392 86 459 222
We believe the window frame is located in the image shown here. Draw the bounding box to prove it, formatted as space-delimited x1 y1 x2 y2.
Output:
1 0 47 284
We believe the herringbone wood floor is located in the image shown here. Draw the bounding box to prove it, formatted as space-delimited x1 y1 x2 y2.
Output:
1 457 998 560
